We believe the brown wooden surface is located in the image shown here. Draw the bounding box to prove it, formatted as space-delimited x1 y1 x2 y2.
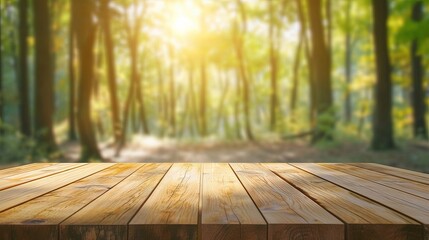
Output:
292 163 429 239
0 162 428 240
0 163 84 191
232 163 343 240
265 163 422 240
60 163 171 240
129 163 201 240
0 163 56 178
201 163 266 240
351 163 429 185
0 163 139 240
324 163 429 200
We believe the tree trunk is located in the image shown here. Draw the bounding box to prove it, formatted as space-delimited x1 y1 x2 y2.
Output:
296 0 316 127
268 0 278 131
18 0 31 136
215 70 229 131
187 64 199 137
234 0 254 140
33 0 57 152
234 70 242 139
100 0 122 143
326 0 332 72
411 1 427 140
157 61 167 137
168 43 176 136
290 30 303 117
119 67 135 151
0 9 3 132
344 0 353 123
199 60 208 136
307 0 334 142
8 8 20 128
135 70 150 134
68 2 77 141
74 0 102 161
371 0 395 150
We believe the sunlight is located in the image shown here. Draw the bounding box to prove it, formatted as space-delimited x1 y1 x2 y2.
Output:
170 14 197 36
167 1 199 37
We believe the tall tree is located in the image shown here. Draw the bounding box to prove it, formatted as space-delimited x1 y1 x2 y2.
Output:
18 0 31 136
100 0 122 143
33 0 57 151
199 59 208 136
268 0 279 131
344 0 353 123
233 0 254 140
0 3 3 131
73 0 102 160
118 2 148 154
296 0 316 125
307 0 334 142
290 26 304 117
410 1 427 140
198 2 208 136
168 39 176 136
68 1 77 141
371 0 395 149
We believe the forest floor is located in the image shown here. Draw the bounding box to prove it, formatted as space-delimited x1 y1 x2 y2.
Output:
59 136 429 173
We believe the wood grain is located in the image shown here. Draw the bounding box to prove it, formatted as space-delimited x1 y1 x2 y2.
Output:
265 163 423 240
129 163 201 240
323 163 429 200
291 163 429 222
201 163 266 240
0 163 114 213
351 163 429 185
0 163 140 240
0 163 85 191
0 163 56 178
232 163 343 240
60 163 171 240
0 163 427 240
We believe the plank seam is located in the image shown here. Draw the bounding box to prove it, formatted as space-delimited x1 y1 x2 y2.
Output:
0 163 116 215
264 163 349 238
0 163 57 178
0 163 88 191
228 163 269 240
57 163 144 225
57 163 146 240
125 163 174 239
350 163 429 185
290 163 428 228
198 163 203 240
323 164 429 200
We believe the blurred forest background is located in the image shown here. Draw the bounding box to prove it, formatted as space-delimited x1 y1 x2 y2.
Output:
0 0 428 172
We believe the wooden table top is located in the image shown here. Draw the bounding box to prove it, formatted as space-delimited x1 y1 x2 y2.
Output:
0 163 428 240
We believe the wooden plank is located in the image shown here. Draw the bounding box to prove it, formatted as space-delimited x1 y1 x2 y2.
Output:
351 163 429 185
60 163 171 240
231 163 343 240
323 163 429 200
201 163 266 240
0 163 56 178
0 163 114 213
129 163 201 240
0 163 140 240
0 163 85 190
265 163 423 240
291 163 429 238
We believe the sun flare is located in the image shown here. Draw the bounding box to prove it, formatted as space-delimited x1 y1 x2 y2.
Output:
170 14 197 36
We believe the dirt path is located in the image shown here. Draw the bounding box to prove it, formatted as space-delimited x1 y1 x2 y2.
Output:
60 137 429 173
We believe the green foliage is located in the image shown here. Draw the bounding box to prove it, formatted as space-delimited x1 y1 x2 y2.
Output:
0 122 54 164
